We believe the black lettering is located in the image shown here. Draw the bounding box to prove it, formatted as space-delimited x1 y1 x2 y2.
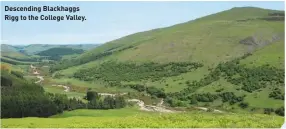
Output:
5 6 9 11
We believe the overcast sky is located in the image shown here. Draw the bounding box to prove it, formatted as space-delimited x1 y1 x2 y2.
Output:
1 1 284 45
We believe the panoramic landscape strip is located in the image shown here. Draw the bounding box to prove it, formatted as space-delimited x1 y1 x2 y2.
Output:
1 1 285 128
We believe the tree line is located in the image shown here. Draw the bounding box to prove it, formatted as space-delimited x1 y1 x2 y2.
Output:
1 70 127 118
86 91 126 109
73 61 203 83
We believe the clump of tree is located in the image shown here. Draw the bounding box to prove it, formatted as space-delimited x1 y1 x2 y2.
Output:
146 86 166 98
239 102 249 109
73 61 203 83
1 70 86 118
275 106 284 116
85 91 126 109
264 108 274 115
269 88 284 100
189 93 219 102
215 88 224 92
165 97 187 107
217 60 284 93
1 70 127 118
219 92 244 105
165 53 284 113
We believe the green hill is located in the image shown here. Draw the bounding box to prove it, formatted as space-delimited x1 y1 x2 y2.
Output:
36 47 84 61
52 7 284 71
20 44 100 54
49 7 284 114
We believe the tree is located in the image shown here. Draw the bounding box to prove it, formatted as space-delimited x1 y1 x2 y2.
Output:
114 96 126 108
190 97 198 105
239 102 249 109
275 106 284 116
1 76 12 86
264 108 274 115
86 91 99 101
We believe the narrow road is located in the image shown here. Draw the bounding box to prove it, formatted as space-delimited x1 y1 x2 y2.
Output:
30 65 44 84
127 99 178 113
51 84 70 92
35 75 44 84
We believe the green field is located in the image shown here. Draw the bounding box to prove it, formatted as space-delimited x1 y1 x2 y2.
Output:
1 108 283 128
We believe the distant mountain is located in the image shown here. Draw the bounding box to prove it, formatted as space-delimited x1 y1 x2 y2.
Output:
1 44 101 55
36 47 85 61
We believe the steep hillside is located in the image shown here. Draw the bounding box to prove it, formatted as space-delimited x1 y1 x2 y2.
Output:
52 7 284 71
50 7 284 114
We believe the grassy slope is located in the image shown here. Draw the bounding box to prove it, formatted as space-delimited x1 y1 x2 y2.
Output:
2 108 283 128
73 7 283 64
61 7 284 75
240 40 284 69
51 7 284 111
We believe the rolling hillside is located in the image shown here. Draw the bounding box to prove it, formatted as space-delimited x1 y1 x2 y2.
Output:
36 47 85 61
21 44 100 54
1 44 100 55
49 6 285 114
53 7 284 71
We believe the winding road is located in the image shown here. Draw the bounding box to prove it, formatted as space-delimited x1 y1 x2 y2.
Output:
30 64 223 113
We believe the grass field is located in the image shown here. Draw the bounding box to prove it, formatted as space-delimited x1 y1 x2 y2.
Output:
43 85 86 99
1 108 284 128
51 107 145 118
